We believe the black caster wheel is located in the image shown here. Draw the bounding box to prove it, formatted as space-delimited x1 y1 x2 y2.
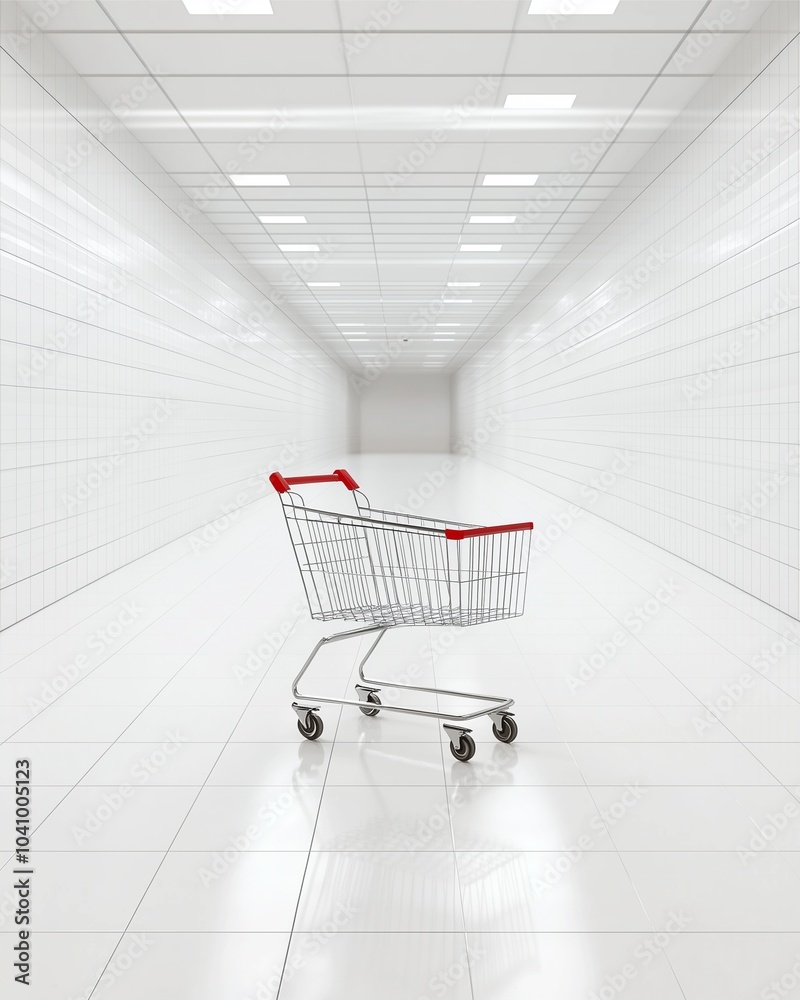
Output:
297 713 323 741
450 733 476 762
492 714 518 744
358 691 382 717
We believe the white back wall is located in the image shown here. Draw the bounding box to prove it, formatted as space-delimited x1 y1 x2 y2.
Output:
0 3 351 629
359 373 451 453
454 2 799 618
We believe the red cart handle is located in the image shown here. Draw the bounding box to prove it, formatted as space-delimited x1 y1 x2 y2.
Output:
269 468 359 493
445 521 533 540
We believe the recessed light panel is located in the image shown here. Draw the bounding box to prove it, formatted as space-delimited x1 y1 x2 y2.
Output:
308 282 340 287
278 244 319 252
460 245 502 252
260 215 307 223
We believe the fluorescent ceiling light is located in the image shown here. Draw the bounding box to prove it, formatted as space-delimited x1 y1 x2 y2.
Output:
469 215 516 224
442 298 472 303
504 94 576 110
183 0 273 10
230 174 289 186
528 0 618 12
448 282 480 287
483 174 539 187
307 282 340 287
433 338 454 341
259 215 306 224
460 245 502 252
337 323 364 326
278 244 319 252
436 323 462 327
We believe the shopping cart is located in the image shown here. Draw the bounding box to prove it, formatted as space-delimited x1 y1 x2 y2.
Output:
269 468 533 761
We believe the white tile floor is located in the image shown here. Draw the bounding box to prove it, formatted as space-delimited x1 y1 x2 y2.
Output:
1 455 799 999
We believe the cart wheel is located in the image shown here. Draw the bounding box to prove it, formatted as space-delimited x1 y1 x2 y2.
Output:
297 712 323 741
450 733 476 762
358 691 381 717
492 714 518 744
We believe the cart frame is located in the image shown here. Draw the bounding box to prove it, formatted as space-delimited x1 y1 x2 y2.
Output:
270 468 533 760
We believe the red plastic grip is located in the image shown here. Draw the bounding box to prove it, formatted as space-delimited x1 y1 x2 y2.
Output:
445 521 534 541
269 469 360 494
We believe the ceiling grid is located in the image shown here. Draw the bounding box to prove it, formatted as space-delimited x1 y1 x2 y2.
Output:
24 0 774 371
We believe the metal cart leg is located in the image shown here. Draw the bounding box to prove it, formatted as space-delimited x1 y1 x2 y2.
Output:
291 623 518 759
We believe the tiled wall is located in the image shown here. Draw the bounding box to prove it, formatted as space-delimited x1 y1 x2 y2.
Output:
0 4 351 629
454 2 800 617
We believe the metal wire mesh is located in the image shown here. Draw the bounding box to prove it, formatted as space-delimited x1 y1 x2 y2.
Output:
280 492 531 626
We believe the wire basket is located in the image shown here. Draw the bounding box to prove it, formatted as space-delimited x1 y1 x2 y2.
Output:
277 480 532 627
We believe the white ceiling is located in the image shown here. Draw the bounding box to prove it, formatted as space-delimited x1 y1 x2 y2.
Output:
25 0 772 372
